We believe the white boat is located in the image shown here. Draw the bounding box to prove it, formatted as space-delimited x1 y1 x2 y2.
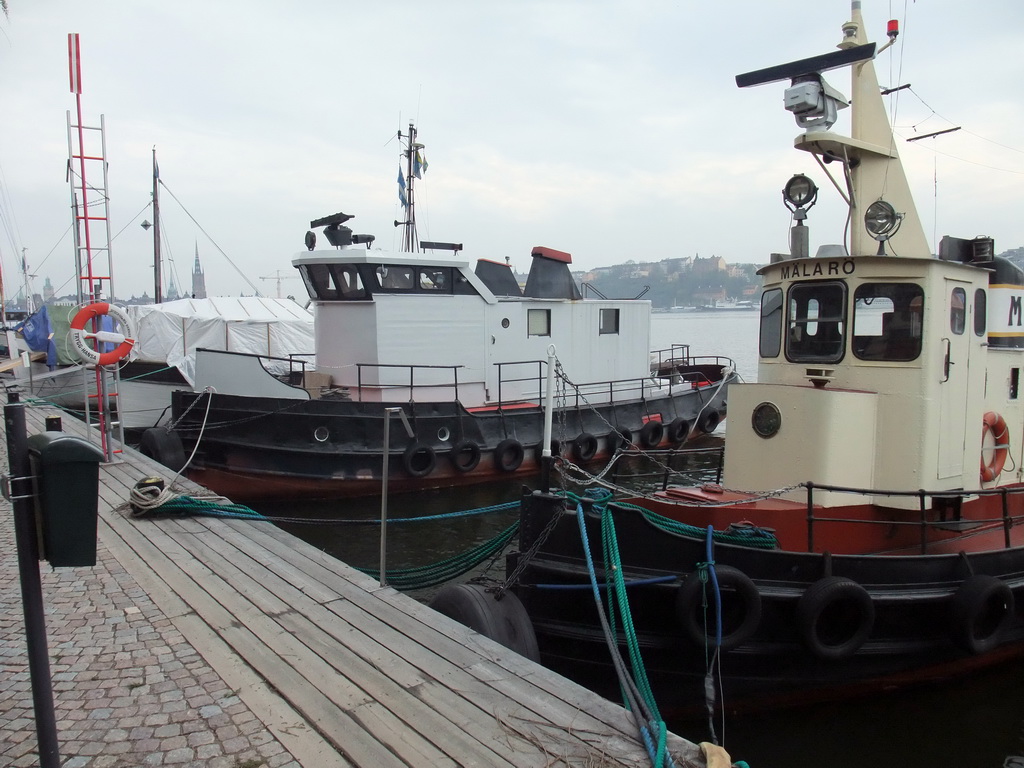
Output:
141 127 739 499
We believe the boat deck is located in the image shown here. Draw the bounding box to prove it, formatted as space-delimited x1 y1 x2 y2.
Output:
3 401 708 767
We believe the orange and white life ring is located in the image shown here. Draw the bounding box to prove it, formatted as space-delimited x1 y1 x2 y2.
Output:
980 411 1009 483
69 302 136 367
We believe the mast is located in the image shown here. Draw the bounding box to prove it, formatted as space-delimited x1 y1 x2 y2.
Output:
397 122 423 253
152 147 162 303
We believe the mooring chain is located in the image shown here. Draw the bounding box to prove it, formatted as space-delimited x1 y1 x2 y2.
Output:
492 500 567 599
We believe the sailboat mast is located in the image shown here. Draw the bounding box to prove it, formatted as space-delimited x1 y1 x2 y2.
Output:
152 148 162 303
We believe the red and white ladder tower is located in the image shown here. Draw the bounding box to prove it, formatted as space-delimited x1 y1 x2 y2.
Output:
66 33 123 460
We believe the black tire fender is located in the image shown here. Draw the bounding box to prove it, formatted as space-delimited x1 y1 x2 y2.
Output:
573 432 598 462
949 574 1014 655
697 409 721 434
609 427 633 453
139 426 187 474
493 438 525 472
796 576 875 660
429 583 540 662
449 440 481 473
667 417 691 445
402 442 436 478
638 419 665 449
676 564 762 651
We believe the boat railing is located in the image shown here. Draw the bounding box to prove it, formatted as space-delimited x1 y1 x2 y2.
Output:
355 363 464 402
804 481 1024 554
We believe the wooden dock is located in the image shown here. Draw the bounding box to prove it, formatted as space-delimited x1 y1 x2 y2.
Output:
11 402 713 768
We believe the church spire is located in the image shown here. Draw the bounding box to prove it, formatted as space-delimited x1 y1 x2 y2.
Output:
191 241 207 299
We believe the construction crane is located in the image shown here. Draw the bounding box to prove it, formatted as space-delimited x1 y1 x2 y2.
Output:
259 270 299 299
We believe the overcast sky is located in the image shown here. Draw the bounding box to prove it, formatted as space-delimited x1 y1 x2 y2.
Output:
0 1 1022 301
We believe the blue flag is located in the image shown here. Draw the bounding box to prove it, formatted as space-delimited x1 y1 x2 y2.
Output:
397 167 407 208
414 151 428 179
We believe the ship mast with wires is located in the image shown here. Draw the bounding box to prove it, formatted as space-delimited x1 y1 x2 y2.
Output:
395 122 426 253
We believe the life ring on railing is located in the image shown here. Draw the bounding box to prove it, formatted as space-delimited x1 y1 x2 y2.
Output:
676 565 762 651
69 302 136 366
402 442 436 478
573 432 598 462
638 419 665 449
980 411 1009 483
796 576 874 660
449 440 481 473
697 409 721 435
667 417 691 445
493 439 525 472
949 574 1014 654
429 583 540 662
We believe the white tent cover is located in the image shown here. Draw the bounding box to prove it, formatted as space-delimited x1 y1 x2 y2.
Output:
126 297 314 385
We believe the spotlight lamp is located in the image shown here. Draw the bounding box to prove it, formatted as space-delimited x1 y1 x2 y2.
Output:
864 200 901 239
782 174 818 216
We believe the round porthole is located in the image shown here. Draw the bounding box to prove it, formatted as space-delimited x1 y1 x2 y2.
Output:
751 402 781 438
313 426 330 443
501 318 510 329
438 427 451 442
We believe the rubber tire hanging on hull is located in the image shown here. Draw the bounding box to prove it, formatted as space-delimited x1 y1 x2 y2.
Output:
139 427 187 474
609 427 633 453
573 433 598 462
676 565 762 651
667 417 691 445
796 576 875 660
449 440 481 473
638 420 665 449
493 439 525 472
403 442 436 478
949 574 1014 654
697 409 721 434
429 584 540 662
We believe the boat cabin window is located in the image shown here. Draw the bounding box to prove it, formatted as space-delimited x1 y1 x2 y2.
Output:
299 263 368 300
759 288 783 358
951 288 967 335
418 268 451 291
974 289 987 336
528 308 551 337
852 283 924 362
786 282 846 363
375 265 415 291
600 308 620 335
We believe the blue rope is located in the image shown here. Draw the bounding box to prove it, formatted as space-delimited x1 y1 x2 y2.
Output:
533 575 678 590
575 502 674 768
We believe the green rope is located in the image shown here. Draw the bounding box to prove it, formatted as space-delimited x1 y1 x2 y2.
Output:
557 488 778 550
134 495 267 520
357 521 520 590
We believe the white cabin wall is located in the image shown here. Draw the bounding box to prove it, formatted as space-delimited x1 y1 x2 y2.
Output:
314 296 489 393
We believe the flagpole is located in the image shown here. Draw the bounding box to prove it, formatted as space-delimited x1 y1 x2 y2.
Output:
152 147 162 303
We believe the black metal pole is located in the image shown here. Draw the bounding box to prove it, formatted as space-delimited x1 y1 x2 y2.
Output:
5 393 61 767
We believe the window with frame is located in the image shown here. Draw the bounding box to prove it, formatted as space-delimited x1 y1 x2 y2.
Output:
950 287 966 335
375 265 415 291
851 282 924 362
599 308 620 335
974 289 986 336
786 281 847 363
759 288 783 358
527 308 551 337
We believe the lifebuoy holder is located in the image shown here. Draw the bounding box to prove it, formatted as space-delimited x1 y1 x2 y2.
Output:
69 302 136 367
980 411 1009 483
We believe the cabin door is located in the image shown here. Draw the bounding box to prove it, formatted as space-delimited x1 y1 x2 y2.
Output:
937 279 972 479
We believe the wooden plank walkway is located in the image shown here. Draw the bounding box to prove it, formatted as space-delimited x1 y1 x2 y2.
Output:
12 402 712 768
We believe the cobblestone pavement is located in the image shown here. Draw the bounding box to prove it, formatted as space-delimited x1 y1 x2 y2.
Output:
1 502 301 768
